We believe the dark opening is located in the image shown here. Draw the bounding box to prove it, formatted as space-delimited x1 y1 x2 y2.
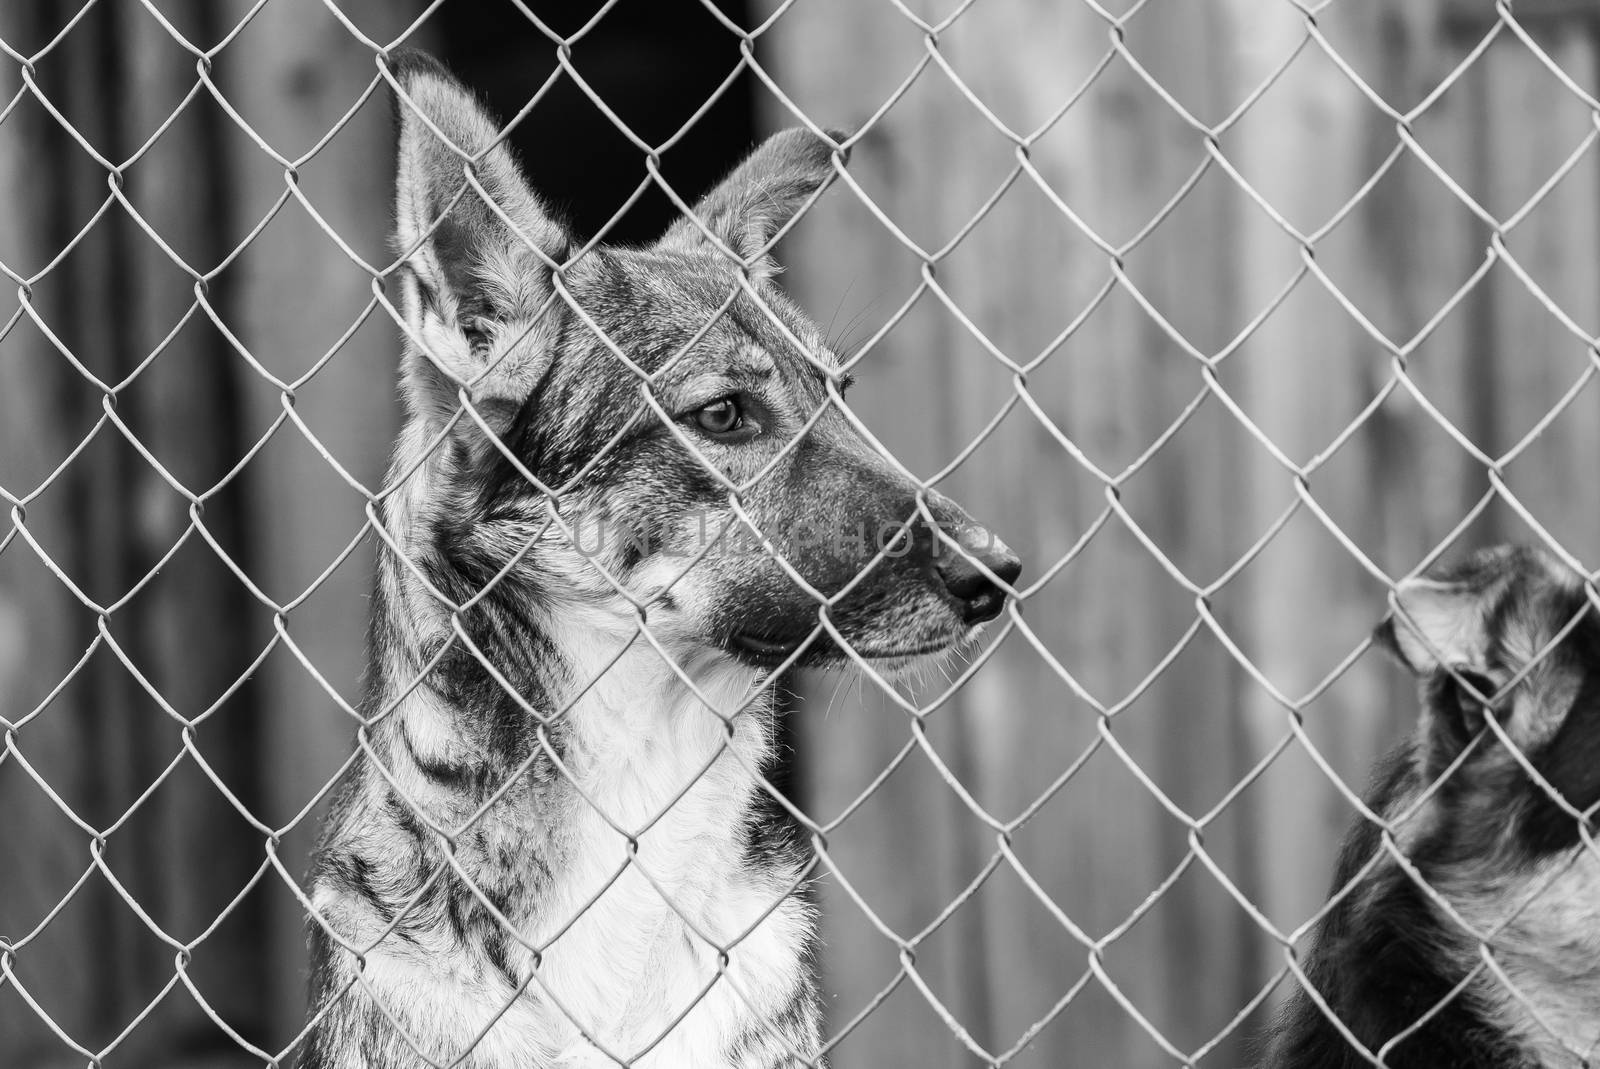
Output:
441 0 760 246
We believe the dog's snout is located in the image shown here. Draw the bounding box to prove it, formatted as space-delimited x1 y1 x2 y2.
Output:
936 526 1022 625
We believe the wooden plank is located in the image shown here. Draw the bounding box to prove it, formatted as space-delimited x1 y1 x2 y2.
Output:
755 6 980 1065
936 4 1247 1062
0 5 181 1060
2 4 288 1062
0 9 101 1065
224 0 421 1046
1443 0 1600 33
104 4 279 1060
1480 31 1600 559
1211 2 1404 968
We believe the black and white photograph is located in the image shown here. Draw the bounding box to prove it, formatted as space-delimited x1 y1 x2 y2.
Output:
4 1 1600 1066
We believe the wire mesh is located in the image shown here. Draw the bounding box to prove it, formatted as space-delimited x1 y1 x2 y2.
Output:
5 0 1600 1066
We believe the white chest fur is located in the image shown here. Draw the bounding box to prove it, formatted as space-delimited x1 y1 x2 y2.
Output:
522 640 811 1065
312 629 815 1068
1461 846 1600 1066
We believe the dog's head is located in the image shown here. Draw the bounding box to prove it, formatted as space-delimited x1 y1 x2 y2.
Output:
1377 545 1600 854
385 50 1020 675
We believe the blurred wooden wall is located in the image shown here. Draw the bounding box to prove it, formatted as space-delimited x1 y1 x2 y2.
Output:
226 0 416 1049
764 1 1600 1065
0 2 272 1063
0 1 408 1064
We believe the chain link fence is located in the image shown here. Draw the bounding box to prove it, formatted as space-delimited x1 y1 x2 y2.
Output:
5 0 1600 1065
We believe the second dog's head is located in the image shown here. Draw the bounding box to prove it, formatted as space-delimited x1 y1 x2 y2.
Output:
384 50 1020 676
1377 544 1600 857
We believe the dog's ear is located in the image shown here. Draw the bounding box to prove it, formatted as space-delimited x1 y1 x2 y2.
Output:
389 48 568 439
1378 576 1486 676
1377 549 1586 782
1372 572 1503 785
658 127 847 280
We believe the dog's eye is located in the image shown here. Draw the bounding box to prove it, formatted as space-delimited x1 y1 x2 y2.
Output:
462 316 493 353
691 397 757 441
1447 668 1497 726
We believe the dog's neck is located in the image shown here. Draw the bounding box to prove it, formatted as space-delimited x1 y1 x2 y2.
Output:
368 435 780 885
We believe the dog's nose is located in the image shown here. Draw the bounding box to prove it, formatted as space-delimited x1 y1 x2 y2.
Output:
935 526 1022 625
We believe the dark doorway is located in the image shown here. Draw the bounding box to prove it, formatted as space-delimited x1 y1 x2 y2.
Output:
440 0 760 246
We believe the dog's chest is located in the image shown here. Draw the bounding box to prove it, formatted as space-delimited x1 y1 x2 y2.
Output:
510 657 795 1053
1463 848 1600 1065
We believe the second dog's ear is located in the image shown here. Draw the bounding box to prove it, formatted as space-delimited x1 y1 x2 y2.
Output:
388 49 569 437
1379 576 1485 675
659 127 848 280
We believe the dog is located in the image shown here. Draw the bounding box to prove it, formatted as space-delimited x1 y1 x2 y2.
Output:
298 48 1022 1069
1263 545 1600 1068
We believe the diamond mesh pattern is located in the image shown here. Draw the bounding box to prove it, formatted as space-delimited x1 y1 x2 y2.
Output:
4 1 1600 1066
